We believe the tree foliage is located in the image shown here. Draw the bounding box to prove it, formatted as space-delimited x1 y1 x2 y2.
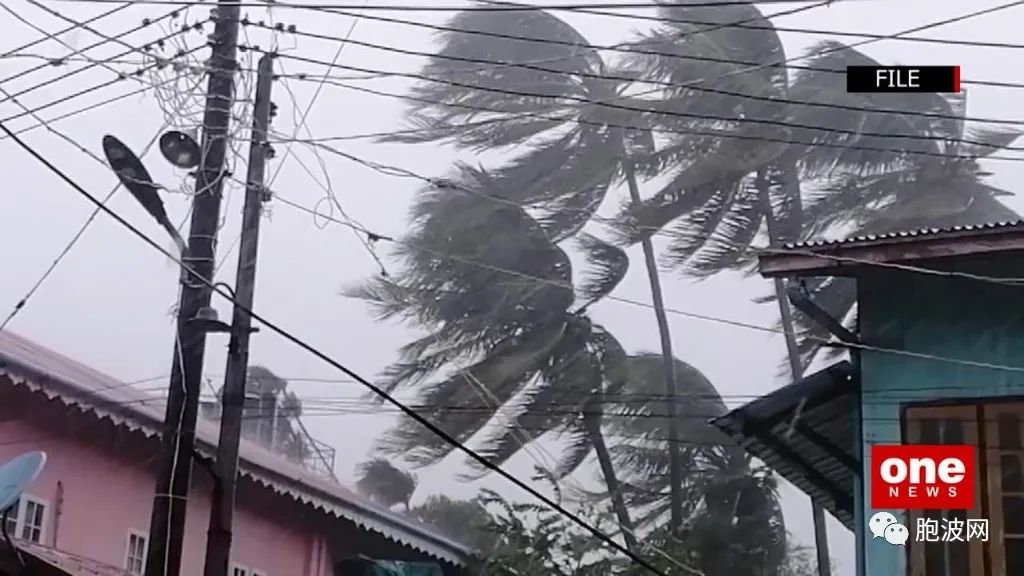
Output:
355 458 418 510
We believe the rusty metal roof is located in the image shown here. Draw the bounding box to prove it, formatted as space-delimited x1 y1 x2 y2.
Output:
781 220 1024 250
0 330 471 566
711 362 860 530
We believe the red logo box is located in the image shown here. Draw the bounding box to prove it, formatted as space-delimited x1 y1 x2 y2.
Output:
871 445 976 510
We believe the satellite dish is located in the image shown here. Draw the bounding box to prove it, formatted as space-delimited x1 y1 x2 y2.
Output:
0 452 46 513
159 130 201 169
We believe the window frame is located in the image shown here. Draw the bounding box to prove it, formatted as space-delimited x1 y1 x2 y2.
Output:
901 398 1024 576
124 529 149 575
3 493 49 544
979 401 1024 576
903 403 986 576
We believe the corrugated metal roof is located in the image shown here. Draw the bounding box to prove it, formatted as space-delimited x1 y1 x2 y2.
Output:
0 330 471 566
712 362 859 530
782 220 1024 250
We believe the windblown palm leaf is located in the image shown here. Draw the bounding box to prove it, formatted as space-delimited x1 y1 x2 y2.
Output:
378 6 642 241
355 458 418 510
611 0 800 273
573 353 788 574
349 168 633 472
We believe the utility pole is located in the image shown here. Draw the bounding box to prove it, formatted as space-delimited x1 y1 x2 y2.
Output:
145 1 242 575
203 53 274 576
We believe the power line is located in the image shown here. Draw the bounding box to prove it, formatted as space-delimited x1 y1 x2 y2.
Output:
0 117 673 576
269 191 1024 377
0 1 130 59
0 4 186 90
0 43 207 127
258 25 1024 142
270 66 1024 162
305 3 1024 51
264 4 388 273
23 0 877 10
0 117 173 330
254 20 1024 125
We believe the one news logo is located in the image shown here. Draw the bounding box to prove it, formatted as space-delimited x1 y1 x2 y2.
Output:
871 445 976 510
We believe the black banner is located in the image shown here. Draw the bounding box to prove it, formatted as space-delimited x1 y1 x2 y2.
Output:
846 66 960 93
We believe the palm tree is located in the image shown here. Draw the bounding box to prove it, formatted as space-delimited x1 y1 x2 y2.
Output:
348 173 641 551
573 353 788 575
378 3 693 530
412 495 499 552
612 0 799 270
355 458 418 510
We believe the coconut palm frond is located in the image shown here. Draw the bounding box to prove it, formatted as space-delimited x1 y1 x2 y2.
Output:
959 126 1024 159
574 233 630 309
355 458 418 509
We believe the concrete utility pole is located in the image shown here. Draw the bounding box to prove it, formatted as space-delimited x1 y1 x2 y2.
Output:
145 1 242 575
203 53 275 576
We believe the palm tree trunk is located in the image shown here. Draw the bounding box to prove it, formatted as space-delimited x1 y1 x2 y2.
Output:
584 410 639 555
757 166 832 576
622 159 685 532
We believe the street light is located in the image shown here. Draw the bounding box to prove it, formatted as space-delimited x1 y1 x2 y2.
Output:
102 134 189 253
159 130 201 169
103 132 233 334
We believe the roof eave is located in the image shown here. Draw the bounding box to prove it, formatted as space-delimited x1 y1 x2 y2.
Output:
759 228 1024 278
0 354 473 566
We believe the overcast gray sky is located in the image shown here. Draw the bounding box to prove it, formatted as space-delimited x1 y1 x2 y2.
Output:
3 1 1024 574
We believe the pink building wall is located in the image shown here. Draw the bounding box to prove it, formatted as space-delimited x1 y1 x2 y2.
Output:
0 411 332 576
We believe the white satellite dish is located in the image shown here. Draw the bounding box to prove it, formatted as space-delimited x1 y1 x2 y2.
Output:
0 452 46 513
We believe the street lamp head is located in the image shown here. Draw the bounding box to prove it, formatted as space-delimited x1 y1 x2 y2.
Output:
103 134 164 210
160 130 201 169
189 306 232 334
103 135 186 253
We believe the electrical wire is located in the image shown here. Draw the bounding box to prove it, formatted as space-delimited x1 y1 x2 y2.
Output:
21 0 883 9
0 2 129 60
260 0 1024 92
0 105 174 330
0 43 207 128
264 48 1024 154
314 2 1024 51
262 3 389 273
0 2 197 107
272 76 1024 165
269 193 1024 377
0 5 186 90
243 1 1024 165
0 115 672 576
253 20 1024 127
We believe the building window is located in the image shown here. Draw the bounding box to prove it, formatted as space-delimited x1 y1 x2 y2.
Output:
1 495 48 543
125 531 148 575
904 401 1024 576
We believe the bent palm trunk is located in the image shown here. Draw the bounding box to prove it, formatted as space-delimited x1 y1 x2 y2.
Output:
585 406 639 555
